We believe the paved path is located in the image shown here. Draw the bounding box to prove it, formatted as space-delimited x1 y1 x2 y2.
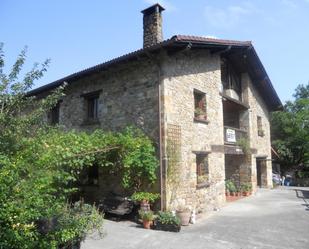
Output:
81 187 309 249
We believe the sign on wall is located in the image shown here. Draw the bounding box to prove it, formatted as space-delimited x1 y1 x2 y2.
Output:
226 128 236 143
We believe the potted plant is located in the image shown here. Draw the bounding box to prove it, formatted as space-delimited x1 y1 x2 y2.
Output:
154 211 181 232
131 192 160 211
241 183 252 196
131 192 160 205
176 206 191 226
194 107 206 120
139 210 155 229
225 180 237 197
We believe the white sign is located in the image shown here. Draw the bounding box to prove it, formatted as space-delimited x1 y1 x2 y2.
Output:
226 129 236 143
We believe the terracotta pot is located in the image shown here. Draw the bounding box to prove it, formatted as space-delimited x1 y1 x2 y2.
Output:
230 192 235 196
243 191 249 196
143 220 152 229
140 200 150 211
225 192 230 197
176 211 191 226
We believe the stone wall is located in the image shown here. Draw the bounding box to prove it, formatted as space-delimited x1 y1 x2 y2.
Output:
39 47 275 211
242 73 273 190
54 58 161 199
161 50 225 213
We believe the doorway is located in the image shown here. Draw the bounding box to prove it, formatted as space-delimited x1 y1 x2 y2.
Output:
256 158 267 187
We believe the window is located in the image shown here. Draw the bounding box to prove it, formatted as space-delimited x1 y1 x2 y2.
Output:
81 90 101 123
257 116 264 136
194 90 207 121
87 96 99 120
49 103 60 125
196 153 209 186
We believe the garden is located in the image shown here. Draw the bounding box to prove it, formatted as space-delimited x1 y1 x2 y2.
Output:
0 45 161 248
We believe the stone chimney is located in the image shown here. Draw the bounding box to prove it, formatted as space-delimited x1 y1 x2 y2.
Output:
141 3 165 48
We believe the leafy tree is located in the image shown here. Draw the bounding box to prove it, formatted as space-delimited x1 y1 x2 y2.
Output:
0 44 158 248
271 83 309 175
0 43 65 155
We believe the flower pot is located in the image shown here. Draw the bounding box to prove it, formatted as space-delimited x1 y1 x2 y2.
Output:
140 200 150 211
176 211 191 226
143 220 152 229
225 192 230 197
243 191 249 196
154 222 181 232
230 192 235 196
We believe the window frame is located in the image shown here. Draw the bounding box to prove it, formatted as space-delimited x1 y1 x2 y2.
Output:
193 89 208 123
81 90 102 124
194 152 210 188
257 116 265 137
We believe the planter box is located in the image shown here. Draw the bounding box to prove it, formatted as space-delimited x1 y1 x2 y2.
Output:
154 222 181 232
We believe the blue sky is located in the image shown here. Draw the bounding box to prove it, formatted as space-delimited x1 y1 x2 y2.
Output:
1 0 309 102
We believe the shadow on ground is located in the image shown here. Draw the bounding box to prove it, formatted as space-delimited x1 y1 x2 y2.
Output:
294 188 309 211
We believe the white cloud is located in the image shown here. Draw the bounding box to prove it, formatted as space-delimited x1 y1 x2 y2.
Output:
204 3 254 29
143 0 177 12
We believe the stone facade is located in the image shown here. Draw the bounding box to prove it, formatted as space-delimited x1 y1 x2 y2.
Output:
44 58 161 200
160 50 225 213
242 73 273 190
41 46 274 213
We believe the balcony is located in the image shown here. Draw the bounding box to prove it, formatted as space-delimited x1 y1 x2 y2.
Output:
224 126 247 145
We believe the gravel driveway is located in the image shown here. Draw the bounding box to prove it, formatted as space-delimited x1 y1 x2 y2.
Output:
81 187 309 249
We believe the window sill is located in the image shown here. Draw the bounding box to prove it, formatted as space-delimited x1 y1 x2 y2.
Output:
196 182 210 189
81 119 101 126
194 117 209 124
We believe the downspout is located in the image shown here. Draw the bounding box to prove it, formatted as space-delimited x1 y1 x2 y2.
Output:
157 56 167 211
146 50 166 211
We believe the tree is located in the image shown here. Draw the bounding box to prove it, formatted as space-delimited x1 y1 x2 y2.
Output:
0 44 158 248
0 43 65 155
271 83 309 175
0 44 104 249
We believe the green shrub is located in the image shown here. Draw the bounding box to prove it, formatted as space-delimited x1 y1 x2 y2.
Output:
241 183 252 192
131 192 160 203
225 180 237 193
0 127 158 248
138 210 155 221
156 211 180 226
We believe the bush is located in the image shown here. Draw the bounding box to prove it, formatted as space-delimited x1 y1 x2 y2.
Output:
131 192 160 203
138 210 155 221
241 183 252 192
225 180 237 193
154 211 181 232
156 211 180 226
0 127 158 248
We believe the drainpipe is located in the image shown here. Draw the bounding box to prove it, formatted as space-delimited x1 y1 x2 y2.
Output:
146 50 166 211
157 55 167 211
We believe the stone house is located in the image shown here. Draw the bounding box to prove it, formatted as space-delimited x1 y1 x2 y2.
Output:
29 4 282 213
